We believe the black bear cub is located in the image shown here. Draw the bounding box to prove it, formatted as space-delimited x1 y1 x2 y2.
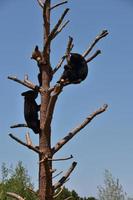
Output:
21 90 40 134
57 53 88 85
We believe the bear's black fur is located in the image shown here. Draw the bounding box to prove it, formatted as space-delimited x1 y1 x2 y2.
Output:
58 53 88 85
21 90 40 134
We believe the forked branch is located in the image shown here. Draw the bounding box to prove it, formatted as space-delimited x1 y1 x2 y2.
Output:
7 75 50 93
6 192 25 200
53 162 77 190
7 75 38 91
9 133 41 154
43 8 69 53
37 0 68 10
53 20 70 39
52 104 108 154
83 30 108 58
50 1 68 10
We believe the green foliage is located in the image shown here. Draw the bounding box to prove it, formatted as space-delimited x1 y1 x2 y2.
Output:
0 162 97 200
98 170 127 200
0 161 38 200
54 187 79 200
54 187 96 200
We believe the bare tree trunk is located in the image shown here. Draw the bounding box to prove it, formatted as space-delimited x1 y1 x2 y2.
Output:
8 1 109 199
39 0 53 199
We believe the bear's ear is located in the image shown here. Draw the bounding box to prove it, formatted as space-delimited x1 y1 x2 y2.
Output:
21 91 27 96
35 45 39 51
21 90 36 98
64 65 69 70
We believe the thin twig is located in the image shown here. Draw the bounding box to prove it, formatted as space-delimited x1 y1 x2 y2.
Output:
86 50 101 63
52 104 108 154
6 192 25 200
53 56 66 74
50 1 68 10
48 155 73 162
83 30 108 58
9 133 41 154
53 162 77 190
53 171 63 179
40 152 72 164
53 20 70 39
10 124 28 128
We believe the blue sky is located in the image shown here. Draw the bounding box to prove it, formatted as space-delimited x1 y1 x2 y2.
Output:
0 0 133 198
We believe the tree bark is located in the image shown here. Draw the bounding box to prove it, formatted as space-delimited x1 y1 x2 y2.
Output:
39 0 53 200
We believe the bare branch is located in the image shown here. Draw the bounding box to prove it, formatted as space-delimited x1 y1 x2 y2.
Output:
40 153 72 164
53 56 66 74
7 75 50 93
50 1 68 11
53 162 77 190
51 8 69 37
53 36 73 74
9 133 41 154
53 171 63 179
48 154 73 162
53 187 63 198
8 75 38 91
44 84 63 131
52 104 108 154
86 50 101 63
10 124 27 128
6 192 25 200
25 132 33 146
43 8 69 53
83 30 109 58
66 36 73 63
53 20 70 39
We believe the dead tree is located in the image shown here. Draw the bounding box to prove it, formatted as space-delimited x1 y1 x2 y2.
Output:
7 1 108 200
